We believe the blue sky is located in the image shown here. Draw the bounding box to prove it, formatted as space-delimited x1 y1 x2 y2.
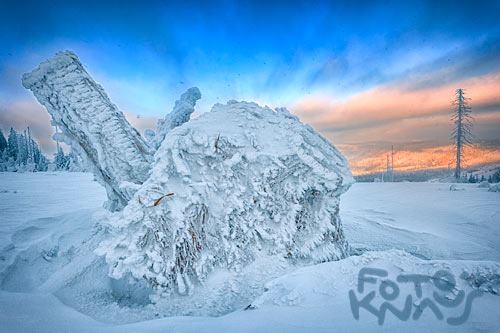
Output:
1 0 499 165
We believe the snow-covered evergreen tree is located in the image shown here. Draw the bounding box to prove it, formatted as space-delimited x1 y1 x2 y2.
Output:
35 151 48 171
0 149 7 171
7 128 18 161
17 131 29 170
54 145 68 170
0 130 7 171
492 170 500 183
0 129 7 153
0 127 49 172
452 89 473 180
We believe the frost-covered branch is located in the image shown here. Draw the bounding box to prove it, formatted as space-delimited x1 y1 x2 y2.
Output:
153 87 201 150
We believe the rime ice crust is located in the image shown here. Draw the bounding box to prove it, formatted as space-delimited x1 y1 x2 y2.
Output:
22 51 153 211
23 51 353 297
98 101 353 294
153 87 202 150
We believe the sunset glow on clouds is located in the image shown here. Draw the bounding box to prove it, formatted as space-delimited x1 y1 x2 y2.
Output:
292 70 500 173
1 0 499 173
294 72 500 136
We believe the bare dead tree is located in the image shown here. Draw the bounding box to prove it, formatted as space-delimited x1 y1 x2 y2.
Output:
451 89 473 181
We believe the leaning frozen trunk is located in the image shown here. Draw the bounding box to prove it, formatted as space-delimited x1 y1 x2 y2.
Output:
22 51 153 210
97 101 354 295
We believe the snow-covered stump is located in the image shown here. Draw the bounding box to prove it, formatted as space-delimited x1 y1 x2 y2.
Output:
22 51 153 210
98 101 353 295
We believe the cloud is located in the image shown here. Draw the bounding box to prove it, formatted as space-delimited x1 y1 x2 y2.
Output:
1 0 499 173
292 71 500 141
291 68 500 174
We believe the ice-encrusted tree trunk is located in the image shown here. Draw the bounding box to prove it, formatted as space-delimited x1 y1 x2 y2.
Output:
22 51 153 210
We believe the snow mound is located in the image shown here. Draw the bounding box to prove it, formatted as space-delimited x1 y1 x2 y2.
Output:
98 101 353 295
22 51 153 211
252 249 500 308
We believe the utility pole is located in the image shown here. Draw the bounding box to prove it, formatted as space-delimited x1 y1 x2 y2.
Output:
386 154 390 182
391 145 394 182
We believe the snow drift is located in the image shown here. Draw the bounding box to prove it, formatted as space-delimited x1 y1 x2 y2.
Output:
23 51 353 296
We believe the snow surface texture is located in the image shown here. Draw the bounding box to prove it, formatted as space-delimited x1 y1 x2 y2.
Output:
0 175 499 331
489 183 500 192
98 101 353 296
22 51 153 211
341 182 500 261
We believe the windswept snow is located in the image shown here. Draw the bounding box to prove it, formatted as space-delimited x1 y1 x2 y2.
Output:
341 182 500 261
1 173 499 332
2 250 500 333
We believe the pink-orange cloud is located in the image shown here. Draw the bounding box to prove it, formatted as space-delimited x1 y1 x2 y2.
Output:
292 71 500 173
293 72 500 134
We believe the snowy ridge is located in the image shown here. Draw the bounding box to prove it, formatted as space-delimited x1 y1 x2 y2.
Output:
98 101 353 295
22 51 153 210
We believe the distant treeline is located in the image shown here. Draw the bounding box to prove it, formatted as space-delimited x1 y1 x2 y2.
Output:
0 127 86 172
355 167 500 183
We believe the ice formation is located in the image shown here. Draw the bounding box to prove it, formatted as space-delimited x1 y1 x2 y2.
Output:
22 51 153 211
23 52 354 296
153 87 201 150
97 101 353 294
